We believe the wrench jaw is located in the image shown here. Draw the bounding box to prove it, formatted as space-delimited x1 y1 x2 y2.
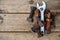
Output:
37 3 40 10
37 1 46 12
37 1 46 35
42 1 46 11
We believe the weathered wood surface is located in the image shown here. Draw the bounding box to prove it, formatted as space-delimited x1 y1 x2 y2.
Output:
0 0 60 13
0 14 31 31
0 33 60 40
0 10 60 14
52 15 60 31
0 0 60 40
0 14 59 31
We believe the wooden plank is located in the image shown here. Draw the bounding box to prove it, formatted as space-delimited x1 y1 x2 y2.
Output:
0 0 34 13
47 0 60 9
0 10 60 14
52 15 60 31
0 14 59 31
0 0 60 13
0 14 31 31
50 10 60 12
0 33 59 40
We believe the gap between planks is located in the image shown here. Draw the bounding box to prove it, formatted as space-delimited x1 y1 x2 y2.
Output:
0 31 59 33
0 10 60 14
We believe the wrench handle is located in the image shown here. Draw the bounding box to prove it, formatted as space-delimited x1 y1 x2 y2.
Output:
40 11 45 34
41 11 44 21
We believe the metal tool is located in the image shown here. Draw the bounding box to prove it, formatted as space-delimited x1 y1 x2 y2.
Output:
37 1 46 34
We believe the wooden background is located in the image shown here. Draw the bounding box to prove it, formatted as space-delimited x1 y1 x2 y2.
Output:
0 0 60 40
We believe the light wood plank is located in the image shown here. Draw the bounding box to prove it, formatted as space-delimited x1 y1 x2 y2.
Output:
0 14 31 31
0 14 59 31
0 33 60 40
0 0 60 13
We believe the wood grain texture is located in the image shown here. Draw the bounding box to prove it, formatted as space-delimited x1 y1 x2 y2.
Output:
0 14 59 31
0 0 60 40
0 0 60 13
52 15 60 31
0 33 60 40
0 14 31 31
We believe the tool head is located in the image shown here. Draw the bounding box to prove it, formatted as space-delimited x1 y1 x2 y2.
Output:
37 1 46 12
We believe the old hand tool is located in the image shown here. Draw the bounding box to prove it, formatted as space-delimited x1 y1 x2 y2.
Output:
37 1 46 34
27 1 56 37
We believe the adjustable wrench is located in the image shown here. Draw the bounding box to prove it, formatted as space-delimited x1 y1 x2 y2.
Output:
37 1 46 34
